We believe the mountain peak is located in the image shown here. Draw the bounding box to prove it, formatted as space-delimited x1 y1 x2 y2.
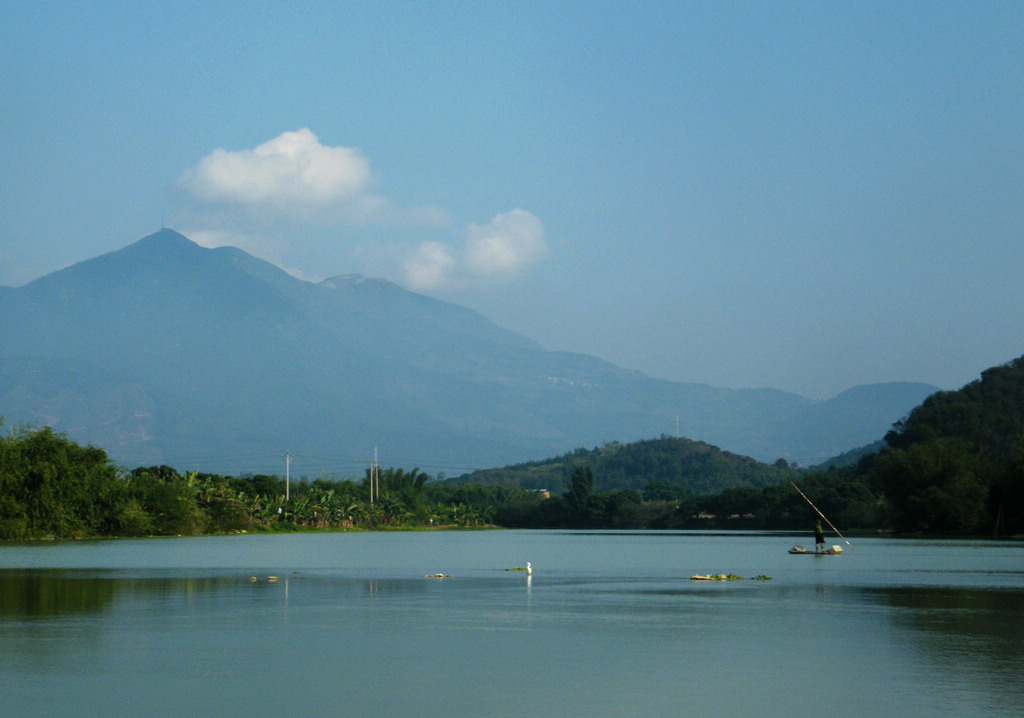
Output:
127 228 200 254
140 228 192 243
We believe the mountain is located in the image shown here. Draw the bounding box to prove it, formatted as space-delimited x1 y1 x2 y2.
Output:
0 230 938 475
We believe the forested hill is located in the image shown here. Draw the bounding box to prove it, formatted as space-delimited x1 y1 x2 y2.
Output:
869 354 1024 535
447 436 800 496
885 355 1024 454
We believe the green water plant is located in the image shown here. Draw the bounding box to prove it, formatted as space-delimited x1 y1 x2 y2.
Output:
690 572 771 581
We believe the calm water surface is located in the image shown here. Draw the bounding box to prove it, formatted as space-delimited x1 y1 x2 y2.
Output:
1 530 1022 717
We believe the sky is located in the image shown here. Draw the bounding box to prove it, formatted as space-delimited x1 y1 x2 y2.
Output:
2 1 1023 399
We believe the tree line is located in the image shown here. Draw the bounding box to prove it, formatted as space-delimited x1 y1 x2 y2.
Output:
0 422 840 540
3 355 1023 539
0 421 500 539
485 466 879 532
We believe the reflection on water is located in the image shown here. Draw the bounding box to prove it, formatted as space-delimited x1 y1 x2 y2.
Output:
862 585 1024 706
868 585 1024 649
0 570 459 617
0 571 119 618
1 533 1023 718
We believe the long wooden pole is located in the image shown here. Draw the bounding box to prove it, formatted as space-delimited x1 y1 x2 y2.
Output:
791 482 852 547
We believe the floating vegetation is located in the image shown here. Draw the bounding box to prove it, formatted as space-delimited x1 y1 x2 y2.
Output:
505 566 530 572
691 573 729 581
690 573 769 581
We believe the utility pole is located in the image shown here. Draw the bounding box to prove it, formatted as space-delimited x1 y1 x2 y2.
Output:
372 446 379 504
286 451 291 501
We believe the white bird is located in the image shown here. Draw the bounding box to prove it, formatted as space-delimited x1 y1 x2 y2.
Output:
526 562 532 575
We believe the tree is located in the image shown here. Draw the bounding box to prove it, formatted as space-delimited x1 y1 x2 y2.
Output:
376 493 406 526
0 424 128 538
873 439 988 533
565 467 594 521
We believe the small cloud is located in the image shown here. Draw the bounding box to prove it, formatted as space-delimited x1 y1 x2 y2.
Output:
178 129 447 229
465 209 547 276
178 128 374 210
405 209 548 290
404 241 458 291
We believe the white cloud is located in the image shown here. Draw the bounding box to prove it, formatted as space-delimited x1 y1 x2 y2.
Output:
404 241 458 291
404 209 548 290
465 209 547 276
176 131 547 291
178 128 373 209
178 129 448 230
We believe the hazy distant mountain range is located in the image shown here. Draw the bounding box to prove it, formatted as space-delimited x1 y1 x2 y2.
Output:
0 230 937 475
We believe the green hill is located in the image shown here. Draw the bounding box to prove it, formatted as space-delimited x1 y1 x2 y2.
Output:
871 355 1024 535
448 436 800 497
886 356 1024 455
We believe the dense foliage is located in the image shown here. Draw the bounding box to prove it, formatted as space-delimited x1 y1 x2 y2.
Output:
871 356 1024 535
473 465 880 531
0 425 127 539
0 422 497 539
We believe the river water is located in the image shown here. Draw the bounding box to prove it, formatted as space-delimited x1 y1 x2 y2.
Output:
1 530 1022 717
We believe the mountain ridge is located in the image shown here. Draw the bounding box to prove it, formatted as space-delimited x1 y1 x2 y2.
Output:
0 230 939 474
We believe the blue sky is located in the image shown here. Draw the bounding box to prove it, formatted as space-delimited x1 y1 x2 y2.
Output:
3 1 1023 398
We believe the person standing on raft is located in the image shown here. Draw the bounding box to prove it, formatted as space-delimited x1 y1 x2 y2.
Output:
814 518 825 553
